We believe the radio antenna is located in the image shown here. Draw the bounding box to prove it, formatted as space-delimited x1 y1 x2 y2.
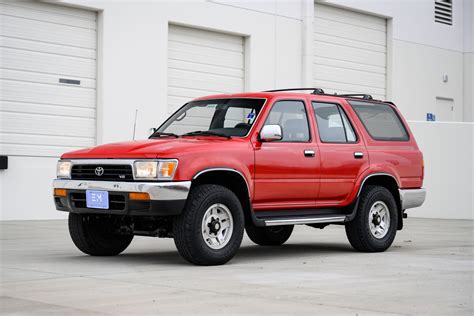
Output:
132 109 138 140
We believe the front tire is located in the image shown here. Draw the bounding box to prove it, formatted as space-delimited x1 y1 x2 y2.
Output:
68 213 133 256
173 184 244 265
246 225 294 246
345 185 398 252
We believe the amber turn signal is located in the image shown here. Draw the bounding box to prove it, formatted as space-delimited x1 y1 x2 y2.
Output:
54 188 67 197
129 192 150 201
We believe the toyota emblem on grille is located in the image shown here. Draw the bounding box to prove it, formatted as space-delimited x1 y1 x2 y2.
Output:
95 167 104 176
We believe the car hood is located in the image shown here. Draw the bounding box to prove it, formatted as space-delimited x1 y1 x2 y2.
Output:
61 137 239 159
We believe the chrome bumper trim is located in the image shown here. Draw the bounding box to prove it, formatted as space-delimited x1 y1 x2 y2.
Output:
399 188 426 210
53 179 191 201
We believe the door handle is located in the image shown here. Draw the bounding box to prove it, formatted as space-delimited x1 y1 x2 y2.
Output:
304 150 315 157
354 152 364 159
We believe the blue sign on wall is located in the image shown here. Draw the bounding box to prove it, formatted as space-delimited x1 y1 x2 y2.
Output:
426 113 436 121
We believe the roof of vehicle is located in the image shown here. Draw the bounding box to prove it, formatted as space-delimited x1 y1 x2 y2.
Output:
193 88 394 105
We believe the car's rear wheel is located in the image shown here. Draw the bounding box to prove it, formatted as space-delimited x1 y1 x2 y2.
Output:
246 225 294 246
68 213 133 256
173 184 244 265
345 185 398 252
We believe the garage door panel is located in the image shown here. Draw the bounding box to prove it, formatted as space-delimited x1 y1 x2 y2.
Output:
313 41 385 67
1 47 96 78
1 132 95 148
313 64 386 89
168 43 243 69
1 112 95 138
168 59 243 78
168 86 228 100
169 78 242 95
1 69 96 89
1 0 96 21
0 143 88 157
169 68 243 89
1 80 95 108
312 79 385 99
169 27 242 52
314 19 385 45
0 2 96 29
314 4 385 31
314 33 385 53
0 15 96 49
0 101 95 119
1 36 96 59
313 56 384 74
168 24 244 113
313 4 386 99
0 1 97 157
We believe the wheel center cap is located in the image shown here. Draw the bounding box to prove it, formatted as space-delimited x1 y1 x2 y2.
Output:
208 219 221 234
373 214 381 226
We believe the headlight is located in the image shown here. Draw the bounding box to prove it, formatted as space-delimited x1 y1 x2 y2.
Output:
134 160 177 180
57 161 72 179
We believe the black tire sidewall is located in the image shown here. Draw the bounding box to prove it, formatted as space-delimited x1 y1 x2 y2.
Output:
174 185 244 265
358 186 398 250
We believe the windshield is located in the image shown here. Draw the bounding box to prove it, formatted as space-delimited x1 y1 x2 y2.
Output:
155 98 265 137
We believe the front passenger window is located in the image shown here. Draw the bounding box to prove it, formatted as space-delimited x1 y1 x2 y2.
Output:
264 100 310 142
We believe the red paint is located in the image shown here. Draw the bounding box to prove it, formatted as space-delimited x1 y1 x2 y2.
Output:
62 92 424 210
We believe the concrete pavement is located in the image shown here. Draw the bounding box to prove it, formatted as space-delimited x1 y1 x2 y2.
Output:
1 218 472 315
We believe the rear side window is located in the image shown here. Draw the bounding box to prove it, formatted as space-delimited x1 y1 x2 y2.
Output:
349 101 409 141
312 102 357 143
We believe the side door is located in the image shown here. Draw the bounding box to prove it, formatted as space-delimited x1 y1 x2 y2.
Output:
311 100 369 206
252 99 320 210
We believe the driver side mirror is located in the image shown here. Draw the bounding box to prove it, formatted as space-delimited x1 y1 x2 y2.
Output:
259 125 283 142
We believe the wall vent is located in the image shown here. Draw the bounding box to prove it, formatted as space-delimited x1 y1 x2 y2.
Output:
435 0 453 25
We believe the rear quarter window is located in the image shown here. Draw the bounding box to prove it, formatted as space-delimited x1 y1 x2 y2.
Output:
349 101 409 141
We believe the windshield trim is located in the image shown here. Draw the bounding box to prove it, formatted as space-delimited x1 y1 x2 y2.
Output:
153 97 268 139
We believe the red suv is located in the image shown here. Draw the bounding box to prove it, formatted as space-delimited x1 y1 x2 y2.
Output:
53 88 426 265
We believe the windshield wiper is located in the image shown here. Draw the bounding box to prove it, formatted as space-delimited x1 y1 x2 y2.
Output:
149 131 179 139
182 131 231 139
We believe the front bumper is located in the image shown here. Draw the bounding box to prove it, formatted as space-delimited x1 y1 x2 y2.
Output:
399 188 426 210
53 179 191 216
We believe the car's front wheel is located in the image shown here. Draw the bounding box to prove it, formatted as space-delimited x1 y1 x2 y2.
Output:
173 184 244 265
68 213 133 256
345 185 398 252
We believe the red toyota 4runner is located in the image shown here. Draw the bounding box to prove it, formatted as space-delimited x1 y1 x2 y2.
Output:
53 88 426 265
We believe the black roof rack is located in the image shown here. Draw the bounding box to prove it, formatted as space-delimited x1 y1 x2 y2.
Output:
264 88 325 95
264 88 376 101
336 94 373 100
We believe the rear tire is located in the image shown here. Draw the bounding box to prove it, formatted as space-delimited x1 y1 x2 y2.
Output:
68 213 133 256
173 184 244 265
345 185 398 252
246 225 293 246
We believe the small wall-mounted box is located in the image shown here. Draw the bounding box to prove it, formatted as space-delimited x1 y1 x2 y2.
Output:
0 156 8 170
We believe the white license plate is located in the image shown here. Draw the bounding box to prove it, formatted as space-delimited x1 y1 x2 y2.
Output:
86 190 109 209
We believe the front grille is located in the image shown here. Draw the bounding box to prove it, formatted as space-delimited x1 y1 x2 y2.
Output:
71 164 134 181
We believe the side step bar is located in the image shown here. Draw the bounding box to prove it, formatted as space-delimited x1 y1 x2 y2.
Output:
263 215 346 227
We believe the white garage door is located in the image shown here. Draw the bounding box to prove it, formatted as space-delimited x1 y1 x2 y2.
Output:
167 24 244 115
313 4 386 100
0 0 97 157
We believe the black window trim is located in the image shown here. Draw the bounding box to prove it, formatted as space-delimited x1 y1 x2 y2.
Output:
262 98 312 143
348 100 410 142
311 101 359 144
